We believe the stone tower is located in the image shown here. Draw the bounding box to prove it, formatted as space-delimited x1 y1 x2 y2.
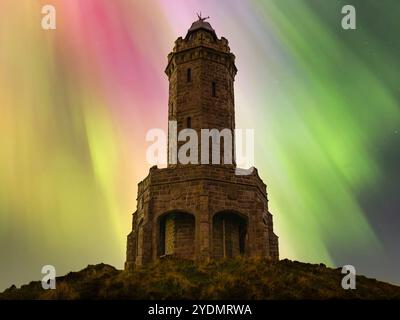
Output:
125 17 278 269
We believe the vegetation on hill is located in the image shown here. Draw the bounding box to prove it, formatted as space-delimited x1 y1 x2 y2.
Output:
1 258 400 300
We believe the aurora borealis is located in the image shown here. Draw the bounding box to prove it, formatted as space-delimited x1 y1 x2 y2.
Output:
0 0 399 291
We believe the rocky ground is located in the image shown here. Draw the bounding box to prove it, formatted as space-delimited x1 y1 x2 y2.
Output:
1 257 400 299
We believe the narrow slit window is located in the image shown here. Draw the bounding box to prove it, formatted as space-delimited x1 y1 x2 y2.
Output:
187 68 192 82
187 117 192 128
212 81 216 97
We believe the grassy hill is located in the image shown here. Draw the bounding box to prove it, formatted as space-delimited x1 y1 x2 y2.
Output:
1 258 400 300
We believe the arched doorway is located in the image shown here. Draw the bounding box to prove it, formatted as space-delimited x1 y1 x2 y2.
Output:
158 211 195 259
212 211 247 259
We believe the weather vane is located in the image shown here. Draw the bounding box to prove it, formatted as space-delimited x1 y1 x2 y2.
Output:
196 12 210 22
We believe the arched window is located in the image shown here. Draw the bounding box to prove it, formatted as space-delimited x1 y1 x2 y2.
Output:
136 220 143 263
158 212 195 258
187 68 192 82
212 211 247 259
187 117 192 128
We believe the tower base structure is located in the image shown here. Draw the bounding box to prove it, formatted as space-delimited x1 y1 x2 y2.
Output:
125 165 278 269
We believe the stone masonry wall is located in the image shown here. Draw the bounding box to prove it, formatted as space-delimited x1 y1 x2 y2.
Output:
125 165 279 268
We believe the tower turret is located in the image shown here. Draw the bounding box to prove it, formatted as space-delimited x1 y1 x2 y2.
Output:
165 17 237 165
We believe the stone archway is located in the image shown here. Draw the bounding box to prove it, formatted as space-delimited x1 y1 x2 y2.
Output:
212 211 247 259
158 211 195 259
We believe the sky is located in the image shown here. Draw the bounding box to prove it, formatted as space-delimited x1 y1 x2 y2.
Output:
0 0 399 291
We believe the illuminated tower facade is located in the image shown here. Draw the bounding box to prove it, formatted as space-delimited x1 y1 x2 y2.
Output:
126 17 278 269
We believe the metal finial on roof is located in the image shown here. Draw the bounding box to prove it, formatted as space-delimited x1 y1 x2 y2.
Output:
196 12 210 22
